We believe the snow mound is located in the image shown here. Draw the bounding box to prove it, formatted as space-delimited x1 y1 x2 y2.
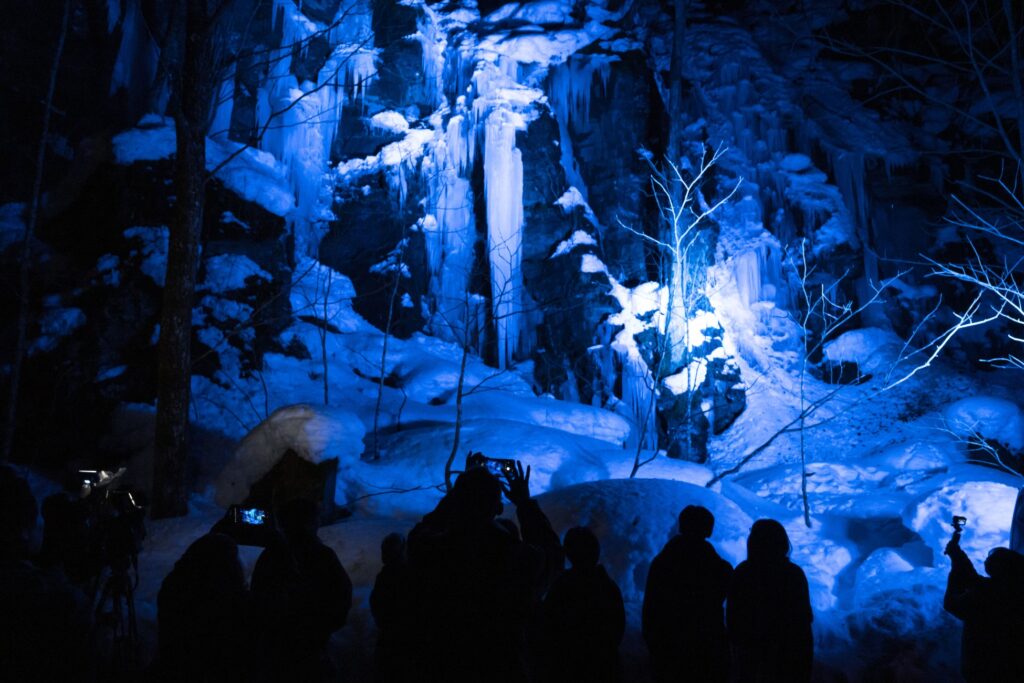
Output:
847 559 960 675
735 461 906 518
202 254 271 293
347 420 709 518
941 396 1024 451
822 327 903 371
369 111 409 134
215 404 366 507
461 392 631 445
533 478 752 602
903 477 1019 567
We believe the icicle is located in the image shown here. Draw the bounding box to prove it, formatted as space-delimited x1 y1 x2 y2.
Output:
109 0 158 96
445 112 472 175
209 63 235 140
546 55 614 130
416 4 446 108
734 243 785 309
106 0 121 33
827 148 869 233
621 348 658 450
484 107 525 369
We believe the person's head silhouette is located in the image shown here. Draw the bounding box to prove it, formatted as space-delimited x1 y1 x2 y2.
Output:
747 518 791 563
564 526 600 569
0 465 37 558
678 505 715 540
984 547 1024 581
381 532 407 566
450 466 503 524
172 532 245 594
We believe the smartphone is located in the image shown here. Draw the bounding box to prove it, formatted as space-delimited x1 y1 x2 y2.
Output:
466 452 516 479
239 507 267 526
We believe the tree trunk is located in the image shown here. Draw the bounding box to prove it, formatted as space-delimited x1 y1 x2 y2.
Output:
152 0 216 518
2 0 71 461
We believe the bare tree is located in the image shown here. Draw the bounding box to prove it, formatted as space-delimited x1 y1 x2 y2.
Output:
2 0 72 461
614 146 740 476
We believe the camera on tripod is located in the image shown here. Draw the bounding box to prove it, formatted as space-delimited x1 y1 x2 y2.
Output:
76 467 146 578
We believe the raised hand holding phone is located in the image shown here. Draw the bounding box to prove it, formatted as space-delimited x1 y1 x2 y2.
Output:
502 460 531 507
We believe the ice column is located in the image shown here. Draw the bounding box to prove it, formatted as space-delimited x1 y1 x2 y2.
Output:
109 0 158 96
209 64 235 140
484 107 525 369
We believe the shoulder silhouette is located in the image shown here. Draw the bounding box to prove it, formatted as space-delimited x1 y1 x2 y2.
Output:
251 497 353 683
0 466 94 682
727 518 813 683
541 526 625 683
405 462 561 682
643 505 733 683
944 537 1024 682
157 532 248 682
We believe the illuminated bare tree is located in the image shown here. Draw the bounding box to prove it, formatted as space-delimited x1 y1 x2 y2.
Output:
615 146 740 475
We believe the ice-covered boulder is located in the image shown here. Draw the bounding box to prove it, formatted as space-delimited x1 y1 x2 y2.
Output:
941 396 1024 452
903 476 1019 567
532 478 752 602
215 404 366 507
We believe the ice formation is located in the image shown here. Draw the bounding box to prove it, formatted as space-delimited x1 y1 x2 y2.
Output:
483 107 526 368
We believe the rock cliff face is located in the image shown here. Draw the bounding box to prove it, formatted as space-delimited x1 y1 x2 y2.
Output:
5 0 995 465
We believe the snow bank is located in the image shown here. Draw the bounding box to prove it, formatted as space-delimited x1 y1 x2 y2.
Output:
533 479 752 602
903 476 1019 567
215 404 366 507
460 392 631 444
822 327 903 371
941 396 1024 451
346 419 710 518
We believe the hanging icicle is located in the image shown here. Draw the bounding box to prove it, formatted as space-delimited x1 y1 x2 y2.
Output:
484 106 525 369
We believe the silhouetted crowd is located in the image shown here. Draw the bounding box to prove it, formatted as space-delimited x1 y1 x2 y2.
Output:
2 461 1024 682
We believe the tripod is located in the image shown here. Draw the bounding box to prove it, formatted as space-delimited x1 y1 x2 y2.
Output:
94 555 139 678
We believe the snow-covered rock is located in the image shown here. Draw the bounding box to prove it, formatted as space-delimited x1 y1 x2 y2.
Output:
822 327 903 372
941 396 1024 452
533 478 752 602
215 404 366 507
903 476 1019 567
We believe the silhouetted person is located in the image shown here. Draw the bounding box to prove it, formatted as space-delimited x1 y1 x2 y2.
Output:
643 505 733 683
727 519 813 683
251 498 353 682
541 526 625 683
370 532 413 683
406 461 562 682
0 466 94 682
37 492 93 589
944 538 1024 682
156 533 248 682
